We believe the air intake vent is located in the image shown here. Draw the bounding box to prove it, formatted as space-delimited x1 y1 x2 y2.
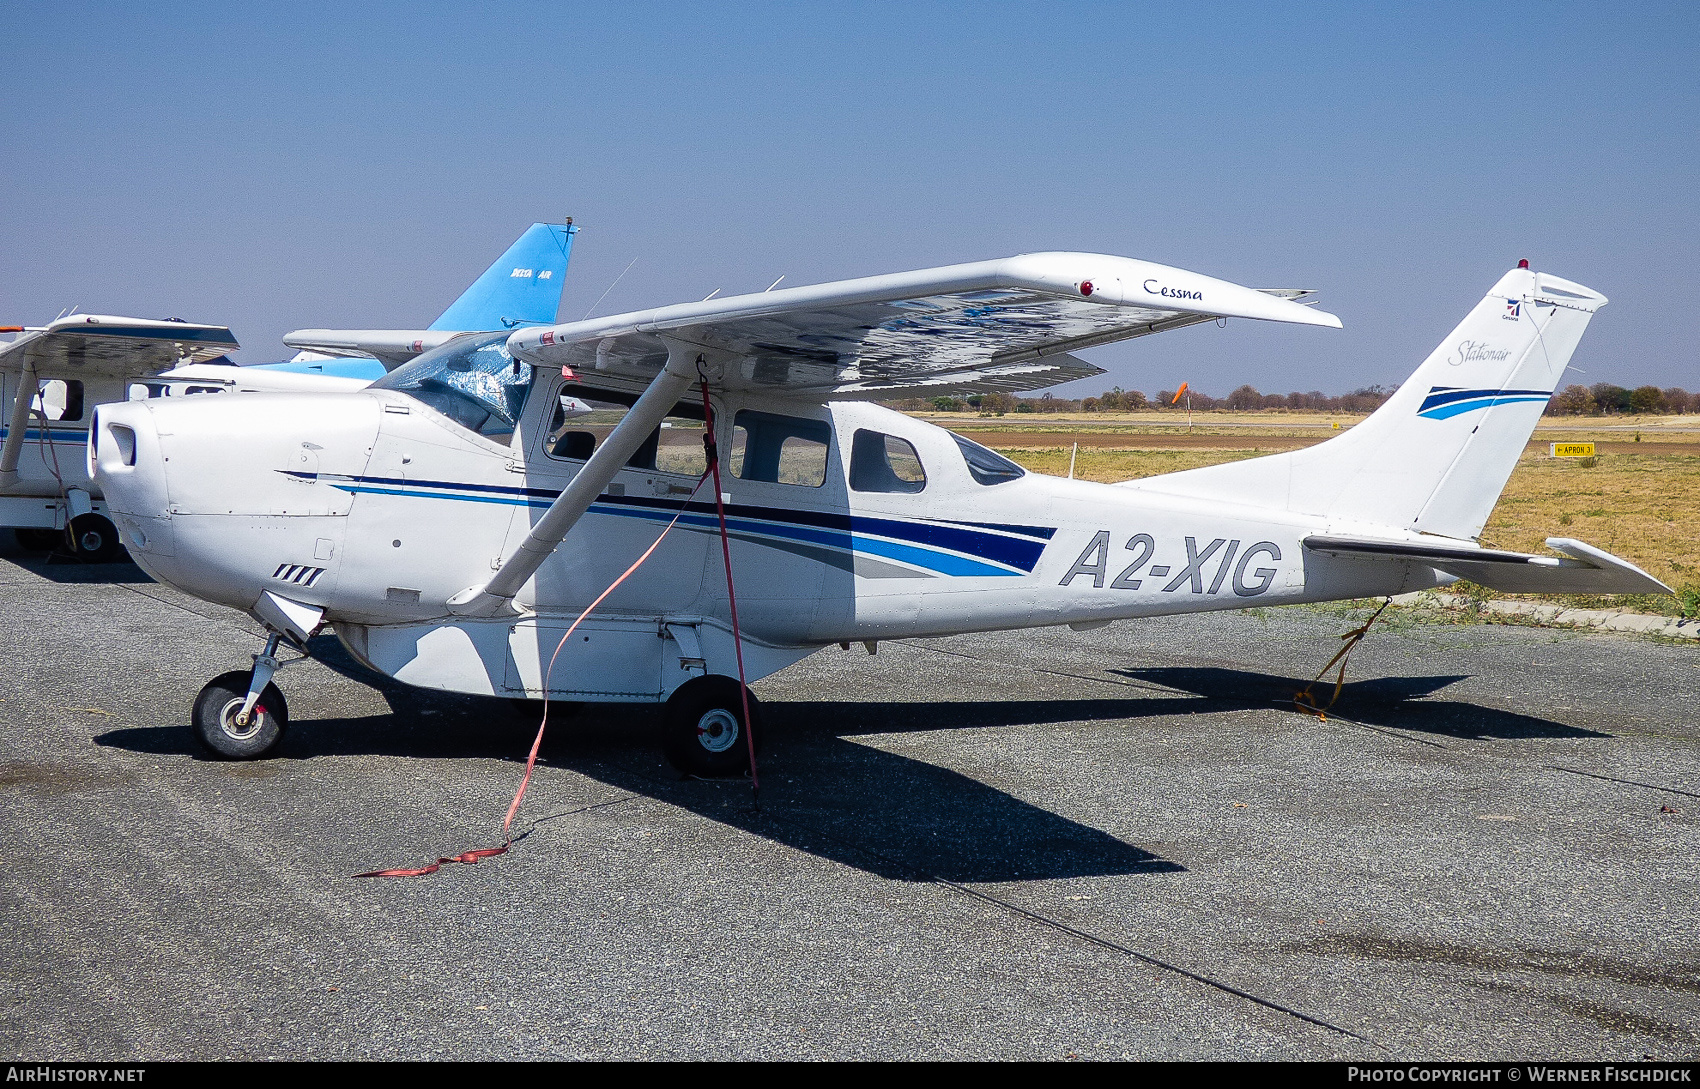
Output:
271 563 326 587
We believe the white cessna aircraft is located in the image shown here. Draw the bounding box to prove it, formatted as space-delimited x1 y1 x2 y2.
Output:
89 253 1667 771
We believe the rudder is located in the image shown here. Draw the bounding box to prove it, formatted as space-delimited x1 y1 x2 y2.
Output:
428 221 578 332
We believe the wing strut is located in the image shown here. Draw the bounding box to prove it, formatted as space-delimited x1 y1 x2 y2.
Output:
0 361 38 489
447 342 705 616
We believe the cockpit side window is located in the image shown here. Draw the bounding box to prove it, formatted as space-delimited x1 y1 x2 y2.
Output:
542 384 707 477
849 429 926 493
371 331 533 442
952 433 1025 485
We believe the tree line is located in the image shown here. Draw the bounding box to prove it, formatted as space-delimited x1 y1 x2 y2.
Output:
890 382 1699 416
1546 384 1700 416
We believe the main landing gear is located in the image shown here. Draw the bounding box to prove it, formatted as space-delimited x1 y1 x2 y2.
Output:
662 674 761 778
192 633 292 760
67 514 127 563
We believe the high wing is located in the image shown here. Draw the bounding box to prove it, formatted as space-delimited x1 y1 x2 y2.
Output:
506 252 1340 398
443 253 1341 617
1303 534 1671 595
1 315 239 378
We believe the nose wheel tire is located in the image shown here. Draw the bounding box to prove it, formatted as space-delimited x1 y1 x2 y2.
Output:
192 670 289 760
662 675 761 778
67 514 127 564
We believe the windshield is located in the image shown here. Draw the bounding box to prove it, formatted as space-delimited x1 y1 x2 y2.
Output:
370 331 533 441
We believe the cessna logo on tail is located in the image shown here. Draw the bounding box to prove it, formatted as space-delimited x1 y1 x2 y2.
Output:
1144 279 1203 302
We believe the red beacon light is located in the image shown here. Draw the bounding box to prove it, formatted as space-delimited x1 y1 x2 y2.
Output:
1079 280 1093 297
1518 259 1530 269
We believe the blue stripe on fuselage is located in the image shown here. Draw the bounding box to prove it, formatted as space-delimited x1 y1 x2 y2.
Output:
295 471 1050 576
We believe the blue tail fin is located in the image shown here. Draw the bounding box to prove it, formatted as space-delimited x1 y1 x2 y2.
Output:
427 222 577 332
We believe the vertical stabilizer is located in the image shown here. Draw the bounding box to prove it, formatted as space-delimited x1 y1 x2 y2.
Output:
428 222 578 332
1123 265 1608 540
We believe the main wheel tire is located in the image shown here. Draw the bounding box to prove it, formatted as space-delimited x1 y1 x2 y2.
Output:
14 528 63 552
662 675 760 778
67 514 126 563
192 670 289 760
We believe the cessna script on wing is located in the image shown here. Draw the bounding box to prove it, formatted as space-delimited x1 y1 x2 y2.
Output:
1143 279 1204 302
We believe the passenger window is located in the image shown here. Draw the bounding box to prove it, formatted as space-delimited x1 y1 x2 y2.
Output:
849 430 926 494
33 380 84 422
544 385 707 477
730 410 830 487
953 433 1025 485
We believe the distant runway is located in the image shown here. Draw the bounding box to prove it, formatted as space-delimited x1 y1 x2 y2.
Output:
1 537 1695 1059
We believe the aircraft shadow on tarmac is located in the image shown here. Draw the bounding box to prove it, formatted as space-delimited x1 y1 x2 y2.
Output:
1116 666 1609 741
94 637 1609 878
0 550 154 584
95 636 1184 884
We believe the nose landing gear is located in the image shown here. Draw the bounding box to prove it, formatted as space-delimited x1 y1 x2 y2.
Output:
191 633 293 759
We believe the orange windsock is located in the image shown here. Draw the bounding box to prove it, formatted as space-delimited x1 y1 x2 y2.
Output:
1171 382 1189 404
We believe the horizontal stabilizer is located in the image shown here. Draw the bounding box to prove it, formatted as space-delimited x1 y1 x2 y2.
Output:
280 329 464 371
2 315 238 377
1304 534 1670 595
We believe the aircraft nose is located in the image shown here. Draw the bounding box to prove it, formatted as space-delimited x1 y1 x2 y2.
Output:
91 402 169 520
90 401 177 564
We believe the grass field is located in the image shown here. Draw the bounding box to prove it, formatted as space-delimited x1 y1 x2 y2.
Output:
920 411 1700 618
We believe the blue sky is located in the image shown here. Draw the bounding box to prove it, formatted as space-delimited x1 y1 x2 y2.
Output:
3 1 1695 397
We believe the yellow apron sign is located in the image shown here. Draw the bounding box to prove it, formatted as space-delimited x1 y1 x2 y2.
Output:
1551 442 1596 457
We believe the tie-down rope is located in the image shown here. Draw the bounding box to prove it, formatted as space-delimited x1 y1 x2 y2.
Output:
355 373 756 877
1291 597 1392 721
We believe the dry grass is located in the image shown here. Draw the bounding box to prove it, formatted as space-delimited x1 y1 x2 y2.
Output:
1481 450 1700 616
945 414 1700 618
